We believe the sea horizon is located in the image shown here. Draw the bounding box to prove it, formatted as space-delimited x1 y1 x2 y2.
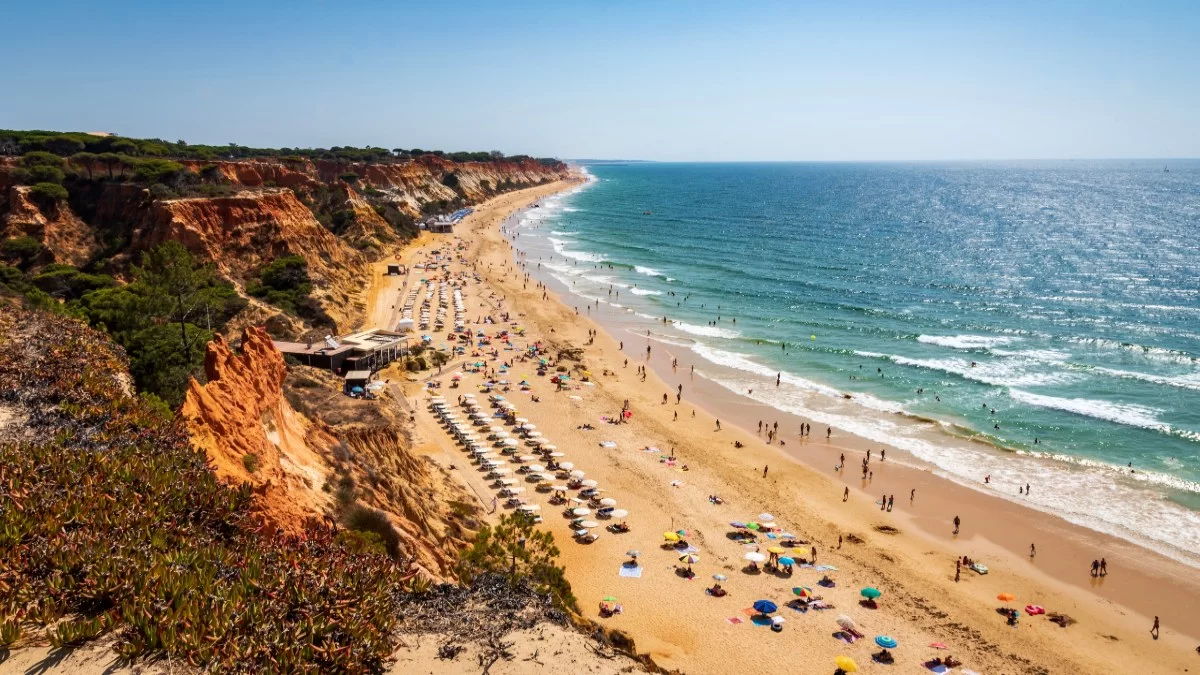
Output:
511 160 1200 568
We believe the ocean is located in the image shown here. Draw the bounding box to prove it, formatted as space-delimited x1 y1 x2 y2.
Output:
508 161 1200 567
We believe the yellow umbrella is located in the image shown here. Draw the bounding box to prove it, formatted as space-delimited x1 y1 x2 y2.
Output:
767 546 786 554
834 655 858 672
663 532 681 542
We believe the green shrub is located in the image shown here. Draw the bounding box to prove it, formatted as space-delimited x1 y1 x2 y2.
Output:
1 236 44 267
456 513 576 611
29 182 69 209
242 452 260 473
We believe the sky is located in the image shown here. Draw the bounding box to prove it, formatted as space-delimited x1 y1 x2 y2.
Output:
2 0 1198 161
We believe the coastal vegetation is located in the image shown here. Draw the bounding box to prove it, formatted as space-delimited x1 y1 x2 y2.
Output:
0 310 408 672
0 240 245 407
0 128 562 167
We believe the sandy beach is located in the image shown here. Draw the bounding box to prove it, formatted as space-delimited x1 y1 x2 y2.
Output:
383 177 1200 674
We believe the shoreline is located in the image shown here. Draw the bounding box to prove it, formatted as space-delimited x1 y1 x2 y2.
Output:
503 192 1200 646
401 176 1200 673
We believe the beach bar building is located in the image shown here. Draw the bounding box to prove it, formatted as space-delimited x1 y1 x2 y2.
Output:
273 328 408 376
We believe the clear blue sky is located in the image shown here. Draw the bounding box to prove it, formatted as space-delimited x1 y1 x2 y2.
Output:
2 0 1197 161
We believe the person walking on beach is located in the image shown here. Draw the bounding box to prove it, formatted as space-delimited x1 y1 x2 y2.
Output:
843 486 849 502
881 495 886 511
881 449 886 462
887 495 894 512
1030 543 1036 558
763 465 769 478
776 373 781 386
1100 558 1107 576
715 419 721 430
955 563 961 583
910 488 916 502
1152 616 1160 640
1091 560 1100 577
826 426 832 440
953 515 961 535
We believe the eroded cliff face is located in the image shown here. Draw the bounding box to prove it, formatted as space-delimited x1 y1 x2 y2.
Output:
181 327 475 578
135 189 367 330
1 186 100 266
0 155 566 334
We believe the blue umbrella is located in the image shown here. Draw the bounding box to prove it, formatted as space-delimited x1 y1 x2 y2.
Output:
779 556 795 566
730 521 747 529
753 600 778 614
351 386 365 394
875 635 898 649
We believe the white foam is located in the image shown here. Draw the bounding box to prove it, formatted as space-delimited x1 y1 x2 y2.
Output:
1008 390 1167 431
918 334 1020 350
550 230 579 235
674 321 741 339
635 265 667 278
630 288 662 296
863 352 1078 387
1090 367 1200 392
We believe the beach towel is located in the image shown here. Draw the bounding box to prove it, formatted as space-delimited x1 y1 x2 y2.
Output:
970 563 988 575
815 565 839 571
765 533 778 539
788 604 808 614
618 565 643 578
725 617 744 625
680 544 699 554
569 395 582 400
600 441 618 448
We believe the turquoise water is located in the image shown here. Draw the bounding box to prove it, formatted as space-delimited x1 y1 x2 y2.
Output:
509 161 1200 565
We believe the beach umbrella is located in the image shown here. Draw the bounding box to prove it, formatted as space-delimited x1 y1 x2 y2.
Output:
498 478 517 486
752 600 777 614
572 507 591 516
599 497 617 507
558 461 575 470
505 487 526 494
663 532 681 542
609 509 629 518
579 520 600 528
570 497 587 504
729 521 747 529
581 479 599 488
712 574 728 582
542 445 559 452
570 470 586 479
679 553 701 564
875 635 898 649
550 484 569 491
527 431 543 438
548 451 565 457
860 587 882 600
836 615 857 632
997 592 1016 602
515 418 529 425
758 513 775 522
490 468 511 475
744 552 766 563
519 455 538 462
626 550 640 558
779 556 796 566
767 546 785 554
792 586 813 598
503 438 518 446
528 464 546 472
834 656 858 673
746 522 761 531
517 504 541 512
